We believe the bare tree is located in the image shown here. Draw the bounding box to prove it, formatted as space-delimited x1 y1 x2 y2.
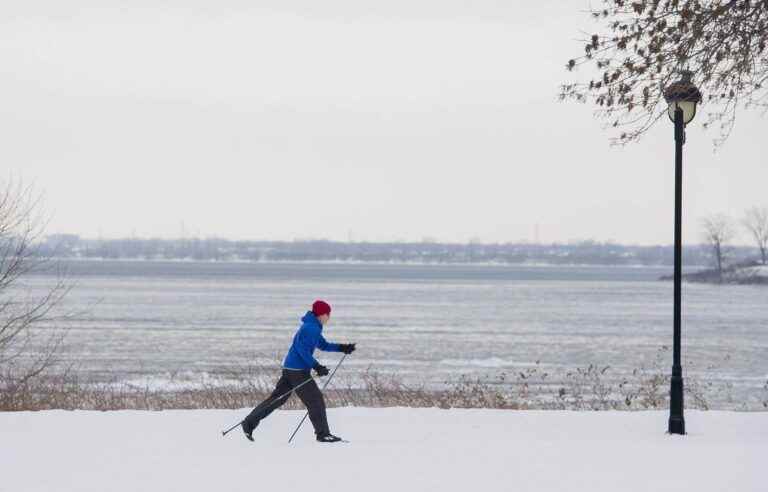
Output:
562 1 768 146
0 179 69 409
701 214 737 281
742 206 768 264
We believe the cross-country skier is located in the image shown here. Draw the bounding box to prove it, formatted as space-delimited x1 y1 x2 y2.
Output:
241 300 356 443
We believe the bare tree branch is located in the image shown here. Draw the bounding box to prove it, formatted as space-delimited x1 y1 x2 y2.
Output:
0 177 71 404
701 213 738 281
562 0 768 146
743 206 768 264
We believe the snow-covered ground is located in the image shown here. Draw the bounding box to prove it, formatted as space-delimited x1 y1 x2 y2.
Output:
746 265 768 277
2 408 766 492
727 264 768 282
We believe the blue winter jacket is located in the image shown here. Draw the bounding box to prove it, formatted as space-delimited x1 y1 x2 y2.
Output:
283 311 341 370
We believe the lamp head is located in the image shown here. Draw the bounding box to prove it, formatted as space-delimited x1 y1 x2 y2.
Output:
664 70 702 125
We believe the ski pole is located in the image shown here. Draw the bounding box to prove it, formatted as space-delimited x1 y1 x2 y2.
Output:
287 353 347 443
221 374 317 437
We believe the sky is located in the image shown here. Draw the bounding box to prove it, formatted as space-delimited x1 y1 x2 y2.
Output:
2 0 766 245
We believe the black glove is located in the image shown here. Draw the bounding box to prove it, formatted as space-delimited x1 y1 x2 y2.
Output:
339 343 356 355
313 363 329 377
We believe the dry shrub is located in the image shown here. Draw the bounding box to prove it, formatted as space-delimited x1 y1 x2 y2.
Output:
1 348 753 412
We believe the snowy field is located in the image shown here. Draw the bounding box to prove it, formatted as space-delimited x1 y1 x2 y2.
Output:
2 408 766 492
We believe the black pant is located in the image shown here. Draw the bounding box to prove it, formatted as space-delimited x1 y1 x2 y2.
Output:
243 369 330 436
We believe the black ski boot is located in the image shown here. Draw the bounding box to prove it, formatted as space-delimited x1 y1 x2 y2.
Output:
316 433 343 443
241 421 257 442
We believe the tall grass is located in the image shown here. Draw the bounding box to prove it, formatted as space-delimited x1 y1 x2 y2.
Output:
2 348 763 412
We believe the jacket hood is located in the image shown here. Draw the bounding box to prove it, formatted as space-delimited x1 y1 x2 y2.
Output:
301 311 320 326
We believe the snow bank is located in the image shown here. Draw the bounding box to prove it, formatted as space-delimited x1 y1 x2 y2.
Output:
2 408 765 492
728 264 768 282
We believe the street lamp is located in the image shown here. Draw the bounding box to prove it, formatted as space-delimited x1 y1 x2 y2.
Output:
663 70 702 435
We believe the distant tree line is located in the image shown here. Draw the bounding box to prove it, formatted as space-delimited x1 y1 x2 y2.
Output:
31 234 765 267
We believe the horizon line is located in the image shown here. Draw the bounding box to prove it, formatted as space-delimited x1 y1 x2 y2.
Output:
42 233 758 249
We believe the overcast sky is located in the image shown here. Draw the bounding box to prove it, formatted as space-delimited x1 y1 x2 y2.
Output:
2 1 765 245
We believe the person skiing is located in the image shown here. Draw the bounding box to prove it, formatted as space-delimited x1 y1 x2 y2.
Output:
241 300 356 443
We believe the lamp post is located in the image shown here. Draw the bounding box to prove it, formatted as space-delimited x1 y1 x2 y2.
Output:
663 70 702 435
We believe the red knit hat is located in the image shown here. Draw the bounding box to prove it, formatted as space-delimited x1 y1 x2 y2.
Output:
312 300 332 316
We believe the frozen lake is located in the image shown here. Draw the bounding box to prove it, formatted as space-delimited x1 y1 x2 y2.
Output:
22 260 768 408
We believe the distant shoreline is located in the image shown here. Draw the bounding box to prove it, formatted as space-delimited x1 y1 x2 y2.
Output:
659 261 768 285
46 256 701 269
36 235 752 267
